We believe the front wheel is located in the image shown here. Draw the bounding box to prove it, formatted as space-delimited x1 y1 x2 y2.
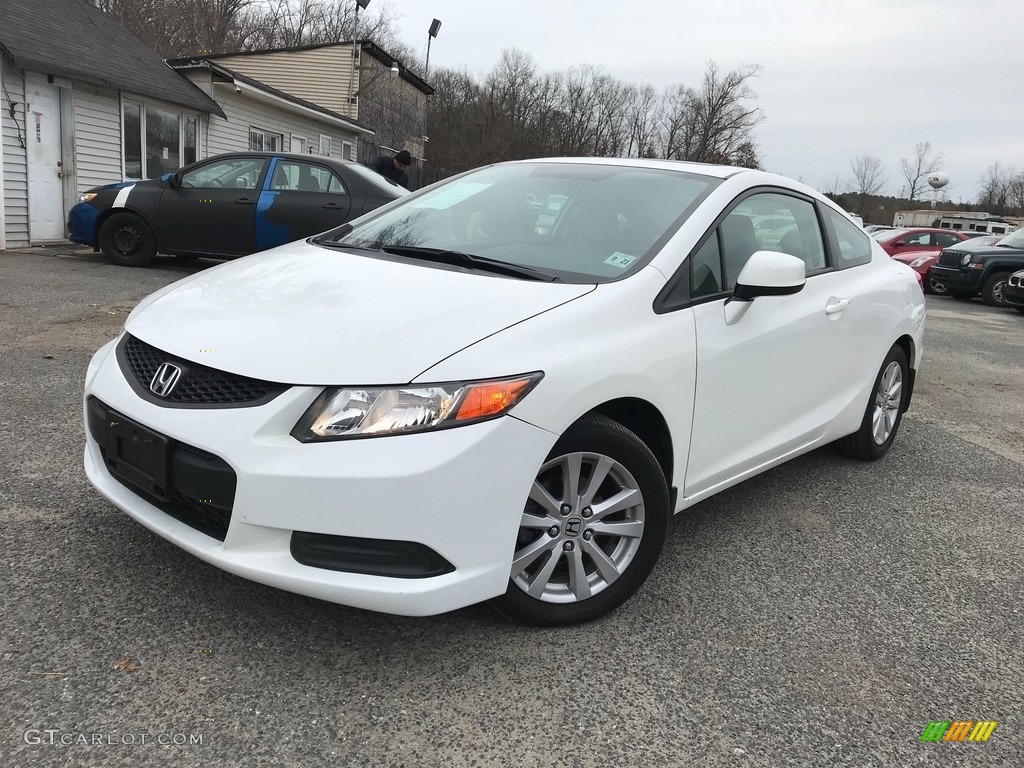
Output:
981 272 1010 307
926 275 947 295
837 344 908 461
99 212 157 267
491 414 670 626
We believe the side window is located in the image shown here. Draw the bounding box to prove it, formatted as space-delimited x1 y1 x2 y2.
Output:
905 232 932 246
181 158 266 190
823 208 872 269
270 161 346 194
327 173 348 195
723 192 825 287
935 232 960 247
690 234 723 298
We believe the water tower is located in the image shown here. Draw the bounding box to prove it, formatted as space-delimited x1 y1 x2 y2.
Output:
927 171 950 208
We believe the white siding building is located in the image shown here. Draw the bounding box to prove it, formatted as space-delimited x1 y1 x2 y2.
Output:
0 0 223 248
169 62 372 165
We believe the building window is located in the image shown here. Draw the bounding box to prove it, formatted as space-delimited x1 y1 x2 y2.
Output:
122 100 200 180
319 134 331 156
184 117 197 166
249 128 282 152
123 102 143 179
342 140 354 161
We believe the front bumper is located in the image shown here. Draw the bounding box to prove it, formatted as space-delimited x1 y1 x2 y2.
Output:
928 265 983 294
67 202 101 246
1004 280 1024 309
83 337 559 616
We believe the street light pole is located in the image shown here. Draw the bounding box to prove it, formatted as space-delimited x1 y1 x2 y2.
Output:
425 18 441 79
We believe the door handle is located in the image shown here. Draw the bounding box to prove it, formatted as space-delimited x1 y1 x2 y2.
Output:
321 202 342 209
825 298 850 315
234 197 255 205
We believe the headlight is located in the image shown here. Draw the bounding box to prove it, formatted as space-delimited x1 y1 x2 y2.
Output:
77 192 97 203
909 256 930 268
960 254 972 266
291 373 543 442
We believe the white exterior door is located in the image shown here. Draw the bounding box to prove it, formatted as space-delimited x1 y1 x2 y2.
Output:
25 72 65 241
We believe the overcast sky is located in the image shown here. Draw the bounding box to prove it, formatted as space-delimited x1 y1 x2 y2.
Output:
383 0 1019 202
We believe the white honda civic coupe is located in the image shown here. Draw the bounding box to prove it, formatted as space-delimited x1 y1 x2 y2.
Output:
84 158 925 626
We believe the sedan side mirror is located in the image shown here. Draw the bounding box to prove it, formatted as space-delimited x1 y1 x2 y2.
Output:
167 172 182 189
724 250 806 325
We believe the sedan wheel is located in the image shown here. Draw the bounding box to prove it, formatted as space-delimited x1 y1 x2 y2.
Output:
492 414 669 626
837 344 908 461
99 212 157 267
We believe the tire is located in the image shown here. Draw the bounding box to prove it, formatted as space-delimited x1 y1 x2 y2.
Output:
99 212 157 267
926 275 947 295
950 289 973 300
981 272 1010 307
490 413 670 626
837 344 908 461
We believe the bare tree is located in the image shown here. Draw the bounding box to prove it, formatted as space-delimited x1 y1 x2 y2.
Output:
849 154 886 196
898 141 943 201
977 163 1014 214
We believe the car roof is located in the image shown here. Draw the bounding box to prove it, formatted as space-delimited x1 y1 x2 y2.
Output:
501 156 751 180
200 151 357 169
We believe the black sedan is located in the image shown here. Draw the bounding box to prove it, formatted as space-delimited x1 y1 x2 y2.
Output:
68 152 408 267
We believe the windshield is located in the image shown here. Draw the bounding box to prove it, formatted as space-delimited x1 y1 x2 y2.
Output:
996 228 1024 248
872 229 907 243
315 162 719 282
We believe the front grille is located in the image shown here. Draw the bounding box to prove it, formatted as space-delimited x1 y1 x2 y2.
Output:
119 334 287 406
937 249 963 268
88 397 236 541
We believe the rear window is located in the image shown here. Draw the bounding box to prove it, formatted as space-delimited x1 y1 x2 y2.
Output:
318 162 720 283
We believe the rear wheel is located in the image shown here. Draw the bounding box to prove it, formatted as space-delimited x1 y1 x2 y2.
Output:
491 413 670 626
838 344 907 461
99 212 156 267
981 272 1010 307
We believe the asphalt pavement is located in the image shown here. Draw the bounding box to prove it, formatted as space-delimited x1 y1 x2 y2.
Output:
1 247 1022 767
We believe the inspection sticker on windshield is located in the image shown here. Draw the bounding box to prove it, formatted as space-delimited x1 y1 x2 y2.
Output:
605 252 636 269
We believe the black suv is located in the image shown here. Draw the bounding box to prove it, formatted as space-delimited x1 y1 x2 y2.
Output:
930 228 1024 306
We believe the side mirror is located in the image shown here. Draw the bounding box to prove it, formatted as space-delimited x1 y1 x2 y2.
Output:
167 172 182 189
893 240 906 248
724 250 806 325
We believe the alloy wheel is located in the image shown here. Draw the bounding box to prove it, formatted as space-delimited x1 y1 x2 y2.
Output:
511 451 645 603
872 361 903 445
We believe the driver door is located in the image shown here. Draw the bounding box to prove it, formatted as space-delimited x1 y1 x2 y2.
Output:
159 156 269 256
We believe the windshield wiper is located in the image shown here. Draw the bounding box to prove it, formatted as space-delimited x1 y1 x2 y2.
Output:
378 246 563 282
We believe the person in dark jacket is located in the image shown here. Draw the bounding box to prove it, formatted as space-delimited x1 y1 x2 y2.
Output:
369 149 411 188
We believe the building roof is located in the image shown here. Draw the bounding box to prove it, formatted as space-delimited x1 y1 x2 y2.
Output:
0 0 224 117
191 40 434 96
166 59 374 136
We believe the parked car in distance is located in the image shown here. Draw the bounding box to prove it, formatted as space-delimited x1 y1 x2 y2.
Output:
83 158 925 626
871 227 975 256
930 228 1024 305
892 235 1003 295
864 224 895 235
1004 269 1024 313
68 152 409 267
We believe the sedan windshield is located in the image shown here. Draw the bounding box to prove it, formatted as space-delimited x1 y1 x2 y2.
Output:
315 162 719 282
996 228 1024 248
872 229 908 243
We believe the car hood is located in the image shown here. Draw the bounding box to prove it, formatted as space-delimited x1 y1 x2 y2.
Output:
124 241 596 384
88 179 158 192
893 251 937 265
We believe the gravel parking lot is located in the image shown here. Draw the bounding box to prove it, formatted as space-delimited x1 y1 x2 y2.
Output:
2 247 1022 767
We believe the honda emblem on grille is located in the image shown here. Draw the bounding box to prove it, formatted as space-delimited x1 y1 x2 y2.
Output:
150 362 182 397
